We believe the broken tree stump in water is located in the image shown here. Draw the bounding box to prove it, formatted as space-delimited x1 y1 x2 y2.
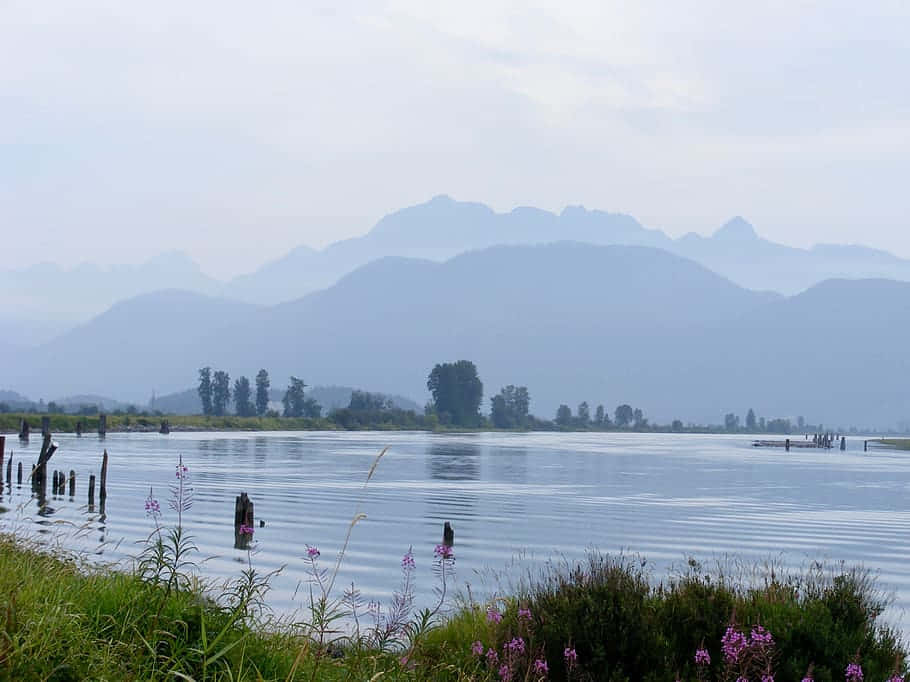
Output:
33 434 57 494
234 492 255 549
99 450 108 507
443 521 454 547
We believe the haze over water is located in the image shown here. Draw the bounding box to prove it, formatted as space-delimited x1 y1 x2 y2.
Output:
1 431 907 631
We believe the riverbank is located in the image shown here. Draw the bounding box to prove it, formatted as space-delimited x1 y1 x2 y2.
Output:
0 411 851 436
0 531 904 681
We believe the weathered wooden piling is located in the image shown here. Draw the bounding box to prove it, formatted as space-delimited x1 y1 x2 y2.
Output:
98 414 107 438
840 436 846 451
99 449 108 506
0 436 4 479
69 470 76 497
864 440 868 452
19 418 29 441
33 434 57 492
75 421 83 436
88 474 96 506
52 470 59 495
785 438 790 452
5 453 11 485
233 492 255 549
159 419 170 435
41 416 50 438
443 521 454 547
17 462 22 486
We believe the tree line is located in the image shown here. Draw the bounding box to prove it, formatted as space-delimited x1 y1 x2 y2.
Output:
197 368 319 418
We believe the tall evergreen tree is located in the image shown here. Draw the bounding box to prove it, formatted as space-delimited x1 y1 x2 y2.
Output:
577 401 591 426
255 369 270 416
283 376 307 417
234 376 254 417
746 408 757 430
555 404 573 426
198 367 213 416
212 370 231 416
594 404 605 426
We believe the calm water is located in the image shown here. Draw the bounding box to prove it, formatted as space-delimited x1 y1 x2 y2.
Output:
1 431 908 629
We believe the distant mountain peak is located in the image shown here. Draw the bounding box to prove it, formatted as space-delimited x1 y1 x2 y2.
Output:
713 216 759 241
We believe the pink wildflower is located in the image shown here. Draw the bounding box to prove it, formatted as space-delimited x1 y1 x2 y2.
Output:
471 640 484 656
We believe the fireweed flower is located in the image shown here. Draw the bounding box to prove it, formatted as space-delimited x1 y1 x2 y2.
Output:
533 658 549 674
564 647 578 666
487 607 503 624
486 648 499 666
762 675 775 682
518 607 532 621
471 640 484 656
887 677 904 682
498 664 512 681
434 543 453 559
694 648 711 665
750 625 774 648
238 524 254 536
401 549 415 570
144 491 161 518
504 637 526 655
306 545 320 559
845 663 864 681
721 627 748 663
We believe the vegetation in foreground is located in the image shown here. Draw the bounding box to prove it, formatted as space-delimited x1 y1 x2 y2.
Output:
0 533 905 681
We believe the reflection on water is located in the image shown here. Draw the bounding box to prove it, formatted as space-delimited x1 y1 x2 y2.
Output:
2 431 910 631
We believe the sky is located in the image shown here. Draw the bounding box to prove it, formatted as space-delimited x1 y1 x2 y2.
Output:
2 1 908 279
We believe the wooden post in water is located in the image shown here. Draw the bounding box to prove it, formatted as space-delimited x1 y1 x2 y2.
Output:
52 470 59 495
18 418 29 441
99 449 108 507
75 421 83 437
69 470 76 497
840 436 846 451
443 521 454 547
88 474 96 507
98 414 107 438
159 419 170 435
17 462 22 486
234 492 255 549
0 436 5 480
41 416 50 438
785 438 790 452
864 440 868 452
6 453 11 486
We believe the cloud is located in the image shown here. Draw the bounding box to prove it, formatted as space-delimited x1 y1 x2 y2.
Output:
1 1 908 276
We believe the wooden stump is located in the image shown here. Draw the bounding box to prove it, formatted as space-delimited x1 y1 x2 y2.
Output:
17 462 22 486
88 474 96 507
5 454 11 485
159 420 170 435
234 492 255 549
840 436 846 451
98 414 107 438
69 470 76 497
99 450 108 506
75 421 83 436
18 418 29 441
443 521 454 547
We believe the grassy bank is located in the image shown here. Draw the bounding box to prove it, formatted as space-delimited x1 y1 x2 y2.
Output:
0 531 904 681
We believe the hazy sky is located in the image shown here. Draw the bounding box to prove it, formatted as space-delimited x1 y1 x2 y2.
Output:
2 1 908 278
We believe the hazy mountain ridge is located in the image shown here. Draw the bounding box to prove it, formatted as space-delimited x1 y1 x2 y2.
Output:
5 197 910 337
6 241 907 428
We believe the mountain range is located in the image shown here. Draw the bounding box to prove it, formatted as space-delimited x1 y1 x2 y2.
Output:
5 196 910 346
3 241 907 428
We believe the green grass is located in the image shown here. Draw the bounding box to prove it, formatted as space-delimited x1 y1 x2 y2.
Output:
0 534 905 682
876 439 910 451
